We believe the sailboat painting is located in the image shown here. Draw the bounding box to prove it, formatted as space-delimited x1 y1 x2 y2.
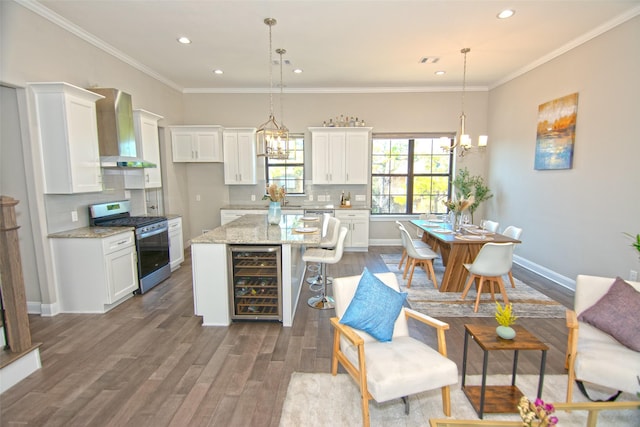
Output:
534 93 579 170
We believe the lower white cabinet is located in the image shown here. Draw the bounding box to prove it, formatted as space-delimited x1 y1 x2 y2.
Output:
52 231 138 313
335 210 370 251
168 217 184 271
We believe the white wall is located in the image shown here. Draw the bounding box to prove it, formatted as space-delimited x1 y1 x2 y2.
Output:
486 16 640 286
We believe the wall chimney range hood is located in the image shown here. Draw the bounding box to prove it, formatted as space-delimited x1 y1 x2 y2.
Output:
87 88 156 168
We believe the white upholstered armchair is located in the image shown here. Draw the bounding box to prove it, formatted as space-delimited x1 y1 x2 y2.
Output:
565 275 640 403
330 271 458 427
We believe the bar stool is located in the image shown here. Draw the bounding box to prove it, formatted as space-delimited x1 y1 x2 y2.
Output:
307 216 341 291
304 226 348 310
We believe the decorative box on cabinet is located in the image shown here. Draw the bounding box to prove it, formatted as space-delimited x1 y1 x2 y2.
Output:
168 217 184 271
170 125 223 162
30 82 104 194
52 231 138 313
335 209 370 251
124 109 163 189
223 128 257 185
310 127 371 185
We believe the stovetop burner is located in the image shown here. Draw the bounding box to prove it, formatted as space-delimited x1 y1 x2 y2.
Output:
88 200 167 229
96 216 167 228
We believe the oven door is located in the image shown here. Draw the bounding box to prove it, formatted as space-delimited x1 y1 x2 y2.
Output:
136 222 170 291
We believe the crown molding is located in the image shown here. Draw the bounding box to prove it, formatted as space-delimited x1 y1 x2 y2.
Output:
182 86 489 95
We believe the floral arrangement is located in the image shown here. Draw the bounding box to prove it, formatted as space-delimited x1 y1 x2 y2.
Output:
518 396 558 426
442 195 475 213
495 302 518 327
263 184 286 202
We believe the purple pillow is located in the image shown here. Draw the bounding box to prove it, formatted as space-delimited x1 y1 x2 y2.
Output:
578 277 640 352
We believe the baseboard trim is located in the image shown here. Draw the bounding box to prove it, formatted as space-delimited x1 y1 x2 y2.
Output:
0 346 42 394
27 301 60 316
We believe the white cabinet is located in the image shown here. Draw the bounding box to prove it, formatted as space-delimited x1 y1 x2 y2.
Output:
335 209 370 251
168 217 184 271
170 126 223 162
223 128 257 185
52 231 138 313
310 127 371 185
30 82 104 194
124 109 163 189
220 209 266 225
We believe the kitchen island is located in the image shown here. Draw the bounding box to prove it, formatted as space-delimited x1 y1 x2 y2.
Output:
191 213 320 327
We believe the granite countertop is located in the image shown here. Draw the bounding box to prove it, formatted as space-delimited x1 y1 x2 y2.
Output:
48 226 135 239
192 214 321 245
221 204 370 211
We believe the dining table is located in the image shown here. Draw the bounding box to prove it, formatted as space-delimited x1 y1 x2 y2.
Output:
410 219 521 292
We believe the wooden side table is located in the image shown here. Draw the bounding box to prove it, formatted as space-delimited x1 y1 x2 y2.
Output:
461 324 549 419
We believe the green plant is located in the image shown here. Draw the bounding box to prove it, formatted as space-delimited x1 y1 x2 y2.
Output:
623 232 640 257
451 167 493 222
495 302 518 327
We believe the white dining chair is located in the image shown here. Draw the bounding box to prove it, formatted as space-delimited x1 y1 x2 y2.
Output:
399 227 439 288
396 221 431 270
502 225 523 288
483 220 500 233
460 242 515 312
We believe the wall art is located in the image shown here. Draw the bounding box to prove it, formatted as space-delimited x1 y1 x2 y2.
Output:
534 92 579 170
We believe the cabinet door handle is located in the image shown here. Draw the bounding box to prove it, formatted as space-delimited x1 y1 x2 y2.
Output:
146 173 150 183
116 239 129 246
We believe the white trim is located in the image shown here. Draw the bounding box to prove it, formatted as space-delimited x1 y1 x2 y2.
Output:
491 5 640 89
38 302 60 317
183 86 488 95
0 348 42 394
15 0 182 92
513 255 575 291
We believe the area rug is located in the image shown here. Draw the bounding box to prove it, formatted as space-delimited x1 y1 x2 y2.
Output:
381 253 566 318
279 372 640 427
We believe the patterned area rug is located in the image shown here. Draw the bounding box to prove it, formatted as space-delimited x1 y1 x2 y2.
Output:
280 373 640 427
381 253 566 318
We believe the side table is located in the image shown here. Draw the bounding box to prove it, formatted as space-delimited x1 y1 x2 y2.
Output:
461 324 549 419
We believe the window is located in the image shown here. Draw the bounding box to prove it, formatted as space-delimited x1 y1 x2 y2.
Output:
371 134 454 215
265 134 305 194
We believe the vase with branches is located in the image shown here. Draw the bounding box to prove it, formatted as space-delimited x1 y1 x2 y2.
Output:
451 167 493 223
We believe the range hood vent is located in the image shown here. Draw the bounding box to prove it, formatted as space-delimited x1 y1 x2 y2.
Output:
88 88 156 168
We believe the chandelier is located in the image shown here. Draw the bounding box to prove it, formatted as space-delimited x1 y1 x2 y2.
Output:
442 48 488 157
256 18 290 160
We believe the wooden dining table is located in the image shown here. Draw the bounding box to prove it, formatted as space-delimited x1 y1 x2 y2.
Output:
410 219 521 292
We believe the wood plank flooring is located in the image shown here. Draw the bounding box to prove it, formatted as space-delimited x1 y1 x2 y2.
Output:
1 247 574 426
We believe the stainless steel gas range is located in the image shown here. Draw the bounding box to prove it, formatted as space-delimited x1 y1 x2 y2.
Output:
89 200 171 294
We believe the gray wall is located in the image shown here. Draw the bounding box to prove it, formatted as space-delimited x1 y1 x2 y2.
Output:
485 15 640 285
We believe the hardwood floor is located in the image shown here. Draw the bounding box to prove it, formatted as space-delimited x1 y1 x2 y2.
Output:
1 247 574 426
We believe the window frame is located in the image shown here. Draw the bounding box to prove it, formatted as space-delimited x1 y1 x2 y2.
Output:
264 133 306 195
370 132 455 215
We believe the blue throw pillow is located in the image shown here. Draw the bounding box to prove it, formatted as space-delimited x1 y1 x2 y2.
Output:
339 268 407 342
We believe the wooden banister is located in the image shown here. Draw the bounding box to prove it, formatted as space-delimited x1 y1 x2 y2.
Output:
0 195 32 353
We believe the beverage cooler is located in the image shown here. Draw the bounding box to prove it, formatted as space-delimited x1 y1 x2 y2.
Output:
228 246 282 321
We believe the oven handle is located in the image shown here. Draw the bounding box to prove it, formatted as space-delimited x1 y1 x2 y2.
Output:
137 225 168 240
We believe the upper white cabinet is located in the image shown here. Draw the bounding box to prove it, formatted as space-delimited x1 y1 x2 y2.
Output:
310 127 372 185
170 125 223 162
223 128 257 185
124 109 163 189
30 82 104 194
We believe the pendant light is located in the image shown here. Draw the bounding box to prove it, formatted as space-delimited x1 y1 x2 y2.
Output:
442 48 488 157
256 18 289 159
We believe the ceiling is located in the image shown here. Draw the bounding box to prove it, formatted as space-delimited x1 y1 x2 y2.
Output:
27 0 640 92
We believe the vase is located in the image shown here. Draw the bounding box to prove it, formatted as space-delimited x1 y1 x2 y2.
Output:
267 201 282 225
496 325 516 340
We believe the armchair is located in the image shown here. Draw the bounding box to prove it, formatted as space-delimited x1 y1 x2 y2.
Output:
330 272 458 427
565 275 640 403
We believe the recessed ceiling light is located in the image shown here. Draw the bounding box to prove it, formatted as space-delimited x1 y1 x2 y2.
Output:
434 71 446 76
497 9 515 19
177 36 191 44
293 68 303 74
213 69 223 75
